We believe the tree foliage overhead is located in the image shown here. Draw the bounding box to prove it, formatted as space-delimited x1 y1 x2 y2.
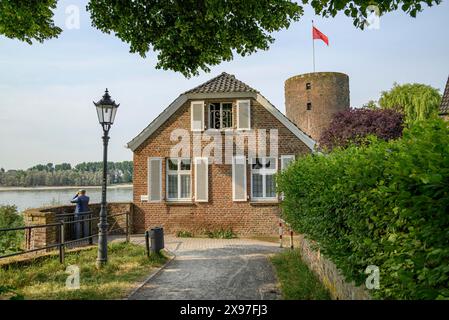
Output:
0 0 442 76
0 0 61 44
87 0 302 76
319 108 404 150
379 83 442 122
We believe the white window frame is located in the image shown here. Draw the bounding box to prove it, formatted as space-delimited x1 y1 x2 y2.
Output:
194 157 209 202
281 155 295 171
148 157 162 202
208 102 233 130
166 158 192 201
232 156 247 202
191 101 205 132
250 157 278 201
236 99 251 130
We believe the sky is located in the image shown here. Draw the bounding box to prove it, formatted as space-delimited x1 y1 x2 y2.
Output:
0 0 448 170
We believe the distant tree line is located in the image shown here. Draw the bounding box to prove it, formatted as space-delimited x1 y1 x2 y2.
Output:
0 161 133 187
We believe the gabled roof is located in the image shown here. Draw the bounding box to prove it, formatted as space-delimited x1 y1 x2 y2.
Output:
127 73 316 151
184 72 259 94
440 76 449 115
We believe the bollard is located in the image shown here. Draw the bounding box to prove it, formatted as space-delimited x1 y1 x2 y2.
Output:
290 229 294 249
125 212 130 243
144 230 150 258
279 221 283 248
59 221 65 264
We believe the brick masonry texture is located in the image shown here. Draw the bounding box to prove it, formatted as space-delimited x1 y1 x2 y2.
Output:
285 72 350 142
132 97 311 236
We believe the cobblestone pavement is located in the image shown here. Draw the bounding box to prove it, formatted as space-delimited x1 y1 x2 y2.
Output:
128 236 282 300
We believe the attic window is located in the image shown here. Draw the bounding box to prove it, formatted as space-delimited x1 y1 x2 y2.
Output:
306 83 311 90
209 103 233 129
307 102 312 110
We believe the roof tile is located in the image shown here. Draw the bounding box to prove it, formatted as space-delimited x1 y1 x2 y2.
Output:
184 72 259 94
440 76 449 115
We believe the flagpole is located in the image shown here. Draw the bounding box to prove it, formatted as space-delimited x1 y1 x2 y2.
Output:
312 20 315 73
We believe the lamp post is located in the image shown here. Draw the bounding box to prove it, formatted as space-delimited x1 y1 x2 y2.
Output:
93 89 119 268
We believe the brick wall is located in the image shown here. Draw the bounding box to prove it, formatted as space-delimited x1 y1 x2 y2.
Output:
133 97 311 236
23 202 133 250
285 72 350 142
23 210 57 251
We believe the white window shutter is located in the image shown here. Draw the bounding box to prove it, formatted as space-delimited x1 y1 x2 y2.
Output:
191 101 204 131
148 158 162 202
194 157 208 202
232 156 247 201
281 155 295 171
237 100 251 130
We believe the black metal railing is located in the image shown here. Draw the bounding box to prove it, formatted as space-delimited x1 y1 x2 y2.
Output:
0 211 130 264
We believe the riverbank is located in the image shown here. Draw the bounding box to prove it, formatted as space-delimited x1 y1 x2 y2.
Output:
0 184 132 192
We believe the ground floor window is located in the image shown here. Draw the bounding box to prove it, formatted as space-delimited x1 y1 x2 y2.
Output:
167 158 191 200
251 157 277 200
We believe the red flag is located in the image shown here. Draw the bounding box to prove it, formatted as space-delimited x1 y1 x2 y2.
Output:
312 26 329 46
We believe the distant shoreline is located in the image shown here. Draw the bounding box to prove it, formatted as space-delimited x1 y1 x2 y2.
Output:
0 184 133 192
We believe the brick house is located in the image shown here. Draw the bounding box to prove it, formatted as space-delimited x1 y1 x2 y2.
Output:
127 72 316 236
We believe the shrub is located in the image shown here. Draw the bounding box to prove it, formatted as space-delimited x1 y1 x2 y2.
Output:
205 228 237 239
176 230 194 238
320 108 404 150
0 205 24 255
277 119 449 299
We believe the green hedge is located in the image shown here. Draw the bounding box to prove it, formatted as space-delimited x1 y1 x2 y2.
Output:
277 119 449 299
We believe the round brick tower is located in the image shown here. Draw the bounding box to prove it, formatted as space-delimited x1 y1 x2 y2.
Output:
285 72 350 142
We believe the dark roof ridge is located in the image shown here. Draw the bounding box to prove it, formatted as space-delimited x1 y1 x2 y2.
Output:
184 72 258 94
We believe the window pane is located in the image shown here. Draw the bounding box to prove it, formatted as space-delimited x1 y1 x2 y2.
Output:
222 103 232 128
168 174 178 199
168 159 178 171
252 173 263 198
266 174 276 197
209 103 221 129
180 175 191 198
180 159 191 171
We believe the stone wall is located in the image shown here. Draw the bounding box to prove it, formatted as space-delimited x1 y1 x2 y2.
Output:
295 233 371 300
285 72 350 142
23 210 57 251
23 202 133 251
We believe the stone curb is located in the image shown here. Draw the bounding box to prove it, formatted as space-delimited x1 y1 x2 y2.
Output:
125 248 176 300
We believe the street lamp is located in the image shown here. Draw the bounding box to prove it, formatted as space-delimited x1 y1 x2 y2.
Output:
93 88 119 268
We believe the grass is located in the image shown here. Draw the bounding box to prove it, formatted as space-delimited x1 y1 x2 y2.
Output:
270 249 330 300
0 242 167 300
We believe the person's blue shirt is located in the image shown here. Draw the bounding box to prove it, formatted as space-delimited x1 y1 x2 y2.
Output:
71 194 90 214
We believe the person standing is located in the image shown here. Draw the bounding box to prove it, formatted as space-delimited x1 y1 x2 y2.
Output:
71 189 90 239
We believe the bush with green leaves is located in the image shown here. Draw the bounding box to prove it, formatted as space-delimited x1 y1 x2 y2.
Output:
205 228 237 239
277 119 449 299
0 205 24 255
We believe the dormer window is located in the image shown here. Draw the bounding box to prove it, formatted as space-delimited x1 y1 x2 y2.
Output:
209 103 233 129
306 82 311 90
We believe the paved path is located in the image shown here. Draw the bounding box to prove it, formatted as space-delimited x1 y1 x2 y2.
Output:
128 236 282 300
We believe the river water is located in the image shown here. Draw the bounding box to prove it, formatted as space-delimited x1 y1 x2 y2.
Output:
0 186 133 212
